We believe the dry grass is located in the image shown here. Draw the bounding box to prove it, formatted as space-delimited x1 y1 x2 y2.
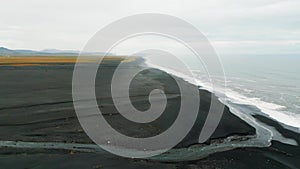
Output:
0 56 132 66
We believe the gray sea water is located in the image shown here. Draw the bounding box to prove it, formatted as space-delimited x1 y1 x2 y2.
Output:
144 53 300 130
219 54 300 129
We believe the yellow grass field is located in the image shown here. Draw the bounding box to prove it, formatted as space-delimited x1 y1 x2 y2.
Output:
0 56 133 66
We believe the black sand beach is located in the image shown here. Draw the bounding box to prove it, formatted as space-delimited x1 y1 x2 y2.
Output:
0 58 299 168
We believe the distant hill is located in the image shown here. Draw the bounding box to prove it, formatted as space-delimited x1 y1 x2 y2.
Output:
40 49 80 54
0 47 112 56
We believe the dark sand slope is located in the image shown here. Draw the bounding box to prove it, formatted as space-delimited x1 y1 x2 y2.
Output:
0 58 299 168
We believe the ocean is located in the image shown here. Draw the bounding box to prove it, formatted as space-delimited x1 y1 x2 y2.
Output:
144 53 300 133
219 54 300 130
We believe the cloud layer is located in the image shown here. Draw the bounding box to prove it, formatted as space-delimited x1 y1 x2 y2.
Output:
0 0 299 55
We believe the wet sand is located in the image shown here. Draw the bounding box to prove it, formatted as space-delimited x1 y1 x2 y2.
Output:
0 57 298 168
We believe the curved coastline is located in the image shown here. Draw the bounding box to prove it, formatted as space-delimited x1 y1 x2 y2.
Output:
0 56 299 168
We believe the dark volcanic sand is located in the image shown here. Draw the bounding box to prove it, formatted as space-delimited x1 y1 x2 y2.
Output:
0 59 299 168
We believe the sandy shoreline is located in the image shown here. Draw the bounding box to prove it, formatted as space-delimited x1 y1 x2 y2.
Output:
0 57 299 168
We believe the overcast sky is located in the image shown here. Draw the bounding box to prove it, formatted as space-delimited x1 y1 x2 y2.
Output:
1 0 299 55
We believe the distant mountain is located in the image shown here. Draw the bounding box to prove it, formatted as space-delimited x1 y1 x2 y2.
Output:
0 47 12 55
40 49 80 54
0 47 113 56
0 47 78 56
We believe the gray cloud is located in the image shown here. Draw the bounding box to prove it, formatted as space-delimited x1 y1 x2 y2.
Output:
0 0 299 54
